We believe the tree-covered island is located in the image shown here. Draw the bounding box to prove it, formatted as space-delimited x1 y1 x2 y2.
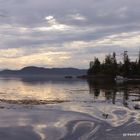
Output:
87 51 140 78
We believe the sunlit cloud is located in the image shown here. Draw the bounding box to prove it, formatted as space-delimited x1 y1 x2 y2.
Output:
93 31 140 48
0 48 24 58
0 49 71 69
35 24 71 31
35 16 73 31
68 13 87 21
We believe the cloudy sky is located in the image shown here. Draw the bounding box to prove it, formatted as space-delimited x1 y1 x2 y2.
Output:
0 0 140 69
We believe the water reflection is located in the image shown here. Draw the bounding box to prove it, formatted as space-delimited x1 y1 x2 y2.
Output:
0 77 140 110
88 79 140 110
0 77 89 102
0 77 140 140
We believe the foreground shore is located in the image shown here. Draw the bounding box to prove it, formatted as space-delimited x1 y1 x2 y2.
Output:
0 101 140 140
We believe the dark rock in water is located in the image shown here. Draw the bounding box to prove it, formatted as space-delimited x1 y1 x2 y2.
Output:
102 113 109 119
76 75 87 79
65 76 73 79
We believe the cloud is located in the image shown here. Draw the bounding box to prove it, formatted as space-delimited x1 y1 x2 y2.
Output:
0 0 140 69
67 13 87 21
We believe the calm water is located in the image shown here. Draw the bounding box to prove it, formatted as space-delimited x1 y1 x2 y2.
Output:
0 77 140 140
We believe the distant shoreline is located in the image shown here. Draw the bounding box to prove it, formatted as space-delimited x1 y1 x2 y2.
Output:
0 66 87 77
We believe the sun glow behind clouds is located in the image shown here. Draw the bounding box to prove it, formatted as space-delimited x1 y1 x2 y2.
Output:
45 16 54 21
0 48 23 58
35 16 72 31
0 49 71 69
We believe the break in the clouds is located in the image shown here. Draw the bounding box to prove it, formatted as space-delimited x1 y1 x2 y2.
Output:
0 0 140 69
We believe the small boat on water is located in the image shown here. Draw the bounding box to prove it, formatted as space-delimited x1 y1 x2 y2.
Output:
115 76 127 82
115 75 140 83
115 76 123 81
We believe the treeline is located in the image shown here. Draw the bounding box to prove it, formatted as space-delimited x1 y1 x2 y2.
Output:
88 51 140 77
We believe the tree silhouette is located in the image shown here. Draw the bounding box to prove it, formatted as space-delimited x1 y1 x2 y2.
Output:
88 51 140 77
88 57 101 75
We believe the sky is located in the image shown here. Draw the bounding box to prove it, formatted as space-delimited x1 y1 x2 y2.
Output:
0 0 140 69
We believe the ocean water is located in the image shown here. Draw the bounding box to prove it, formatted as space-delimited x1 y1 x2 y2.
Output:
0 77 140 140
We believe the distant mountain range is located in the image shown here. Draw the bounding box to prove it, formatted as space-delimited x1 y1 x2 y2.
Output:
0 66 87 76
